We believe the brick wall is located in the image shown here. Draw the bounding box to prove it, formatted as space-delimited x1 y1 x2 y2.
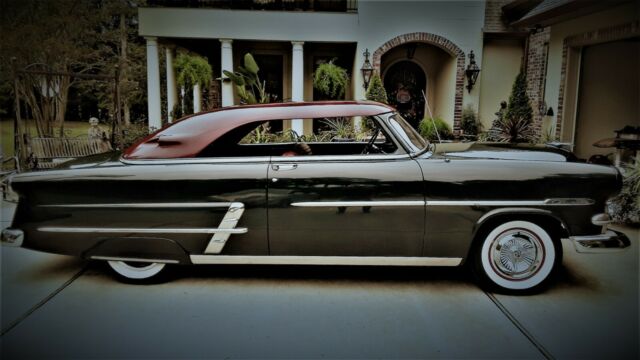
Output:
484 0 512 32
525 27 550 138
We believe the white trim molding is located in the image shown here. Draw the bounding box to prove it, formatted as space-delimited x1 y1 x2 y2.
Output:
190 255 462 266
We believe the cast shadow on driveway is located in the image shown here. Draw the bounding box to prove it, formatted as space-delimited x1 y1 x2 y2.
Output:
85 259 601 293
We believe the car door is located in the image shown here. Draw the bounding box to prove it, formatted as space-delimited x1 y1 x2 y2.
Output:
267 154 425 256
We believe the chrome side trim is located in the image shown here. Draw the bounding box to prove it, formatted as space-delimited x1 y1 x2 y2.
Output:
289 198 593 208
40 202 234 209
291 201 425 207
542 198 595 206
39 202 247 255
190 255 462 266
204 202 245 254
90 256 180 264
426 198 594 206
38 227 247 234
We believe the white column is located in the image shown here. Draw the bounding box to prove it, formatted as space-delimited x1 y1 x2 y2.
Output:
165 47 178 123
193 83 202 113
146 37 162 130
220 39 234 107
291 41 305 135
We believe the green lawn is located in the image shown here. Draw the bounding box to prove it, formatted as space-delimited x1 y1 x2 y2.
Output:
1 119 93 158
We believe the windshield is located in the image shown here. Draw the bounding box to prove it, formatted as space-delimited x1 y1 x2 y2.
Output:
386 113 428 153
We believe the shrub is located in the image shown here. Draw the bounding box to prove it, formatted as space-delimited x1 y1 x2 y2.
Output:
116 122 150 150
505 71 533 125
365 74 388 104
499 72 534 143
313 60 349 100
609 159 640 224
418 117 452 141
361 73 388 132
174 53 212 88
460 104 479 136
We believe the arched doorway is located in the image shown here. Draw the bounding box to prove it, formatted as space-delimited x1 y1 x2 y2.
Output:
383 61 426 128
372 32 466 131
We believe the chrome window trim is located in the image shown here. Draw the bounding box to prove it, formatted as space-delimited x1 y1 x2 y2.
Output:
269 153 411 163
121 153 414 165
120 157 271 165
90 256 180 264
190 255 462 266
38 227 248 234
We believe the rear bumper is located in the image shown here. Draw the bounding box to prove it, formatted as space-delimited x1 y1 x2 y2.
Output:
570 229 631 253
1 228 23 247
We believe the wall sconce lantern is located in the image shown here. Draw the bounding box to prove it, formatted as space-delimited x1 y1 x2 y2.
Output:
361 48 374 90
465 50 480 93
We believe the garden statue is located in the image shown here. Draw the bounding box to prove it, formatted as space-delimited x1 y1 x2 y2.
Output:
87 117 112 152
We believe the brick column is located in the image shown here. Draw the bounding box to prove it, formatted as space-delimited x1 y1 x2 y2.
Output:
525 27 551 138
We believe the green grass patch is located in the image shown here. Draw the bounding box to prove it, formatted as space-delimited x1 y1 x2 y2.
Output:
1 118 95 158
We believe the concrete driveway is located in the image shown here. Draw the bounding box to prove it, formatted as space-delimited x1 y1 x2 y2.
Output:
1 198 638 358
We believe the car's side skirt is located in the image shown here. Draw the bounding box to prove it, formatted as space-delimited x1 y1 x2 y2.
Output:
189 255 462 266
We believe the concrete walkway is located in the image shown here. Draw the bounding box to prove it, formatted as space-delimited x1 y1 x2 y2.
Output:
1 197 638 358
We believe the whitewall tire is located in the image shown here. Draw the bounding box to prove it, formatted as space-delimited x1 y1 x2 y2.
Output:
107 260 166 280
474 220 560 292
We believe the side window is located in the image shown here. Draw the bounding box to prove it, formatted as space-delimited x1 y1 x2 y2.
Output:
239 120 295 144
198 116 399 158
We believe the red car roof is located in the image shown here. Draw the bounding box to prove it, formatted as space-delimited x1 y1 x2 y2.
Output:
123 101 394 159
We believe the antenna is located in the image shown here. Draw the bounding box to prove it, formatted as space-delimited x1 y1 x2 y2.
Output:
422 90 441 144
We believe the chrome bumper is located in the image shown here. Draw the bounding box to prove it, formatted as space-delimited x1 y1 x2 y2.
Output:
1 228 23 247
571 230 631 253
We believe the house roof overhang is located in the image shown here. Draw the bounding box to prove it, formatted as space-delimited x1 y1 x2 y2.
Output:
507 0 632 28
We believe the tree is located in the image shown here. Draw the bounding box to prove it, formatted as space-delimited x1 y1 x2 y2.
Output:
1 0 104 139
91 0 147 128
1 0 147 155
365 73 388 104
500 71 534 142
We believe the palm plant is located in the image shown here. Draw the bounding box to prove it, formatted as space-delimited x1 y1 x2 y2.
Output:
223 53 269 104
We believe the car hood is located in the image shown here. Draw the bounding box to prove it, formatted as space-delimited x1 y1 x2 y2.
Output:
427 142 578 162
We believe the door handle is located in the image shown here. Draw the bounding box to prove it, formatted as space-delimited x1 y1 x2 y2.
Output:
271 164 298 171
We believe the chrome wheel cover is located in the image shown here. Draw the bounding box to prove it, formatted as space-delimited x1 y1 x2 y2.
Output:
489 229 544 281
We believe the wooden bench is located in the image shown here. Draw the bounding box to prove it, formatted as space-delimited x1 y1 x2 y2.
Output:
30 137 111 169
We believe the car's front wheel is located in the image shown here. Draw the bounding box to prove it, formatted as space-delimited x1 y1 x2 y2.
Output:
107 260 166 280
472 220 561 293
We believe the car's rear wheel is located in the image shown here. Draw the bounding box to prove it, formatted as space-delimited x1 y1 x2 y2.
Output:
107 260 166 280
472 220 561 293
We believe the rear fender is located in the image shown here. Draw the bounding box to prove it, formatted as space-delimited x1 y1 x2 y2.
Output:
83 237 191 264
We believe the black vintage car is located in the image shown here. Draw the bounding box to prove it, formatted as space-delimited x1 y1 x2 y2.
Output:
1 101 630 293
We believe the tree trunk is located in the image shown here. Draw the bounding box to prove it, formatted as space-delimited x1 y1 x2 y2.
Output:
119 13 130 126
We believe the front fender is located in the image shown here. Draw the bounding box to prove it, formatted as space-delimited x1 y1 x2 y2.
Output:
472 207 570 242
